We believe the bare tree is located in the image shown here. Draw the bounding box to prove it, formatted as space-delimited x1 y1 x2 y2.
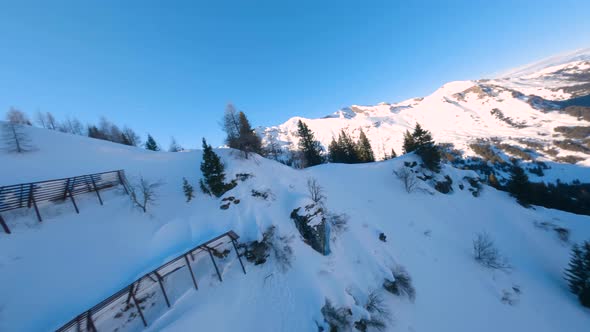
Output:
35 111 47 128
1 122 33 153
5 108 31 125
122 126 141 147
128 176 162 213
473 232 511 270
169 137 183 152
45 112 58 130
222 103 241 147
58 116 84 135
264 132 282 160
394 166 418 193
307 177 325 204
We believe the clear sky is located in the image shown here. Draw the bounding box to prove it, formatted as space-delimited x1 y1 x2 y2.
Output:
1 0 589 148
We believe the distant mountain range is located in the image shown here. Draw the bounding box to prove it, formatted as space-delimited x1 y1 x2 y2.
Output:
260 48 590 182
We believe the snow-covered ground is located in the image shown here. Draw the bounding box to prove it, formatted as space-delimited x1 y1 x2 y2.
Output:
1 125 589 331
262 48 590 179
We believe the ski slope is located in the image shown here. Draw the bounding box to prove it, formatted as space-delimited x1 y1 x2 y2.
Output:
1 125 589 331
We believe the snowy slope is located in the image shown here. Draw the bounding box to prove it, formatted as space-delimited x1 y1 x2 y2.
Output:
1 125 589 331
262 48 590 181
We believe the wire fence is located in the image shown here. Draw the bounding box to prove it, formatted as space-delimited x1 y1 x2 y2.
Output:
0 170 129 234
55 230 247 332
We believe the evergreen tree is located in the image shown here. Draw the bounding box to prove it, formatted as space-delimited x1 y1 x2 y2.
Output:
507 164 530 203
328 137 345 163
237 111 262 158
199 138 234 197
338 130 359 163
145 134 160 151
408 123 441 171
356 129 375 163
182 177 195 202
402 130 416 154
296 120 324 167
390 148 397 158
564 241 590 308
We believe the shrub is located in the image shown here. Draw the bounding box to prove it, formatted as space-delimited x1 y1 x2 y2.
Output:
472 232 510 270
321 299 352 332
242 226 294 272
394 167 418 193
553 139 590 154
383 265 416 301
554 126 590 139
307 177 325 204
129 176 162 213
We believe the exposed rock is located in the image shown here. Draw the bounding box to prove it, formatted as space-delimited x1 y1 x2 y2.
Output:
290 204 329 255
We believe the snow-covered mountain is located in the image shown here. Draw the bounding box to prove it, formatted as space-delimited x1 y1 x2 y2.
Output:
262 48 590 181
1 125 589 332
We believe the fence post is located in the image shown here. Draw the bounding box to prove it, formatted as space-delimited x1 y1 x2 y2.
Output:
0 214 10 234
184 254 199 290
29 184 42 222
86 310 97 332
205 247 223 282
130 284 148 327
64 178 80 214
90 176 103 205
63 178 70 200
155 272 171 308
231 238 247 275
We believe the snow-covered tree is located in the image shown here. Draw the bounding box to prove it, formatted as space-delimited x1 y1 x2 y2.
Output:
1 122 33 153
145 134 160 151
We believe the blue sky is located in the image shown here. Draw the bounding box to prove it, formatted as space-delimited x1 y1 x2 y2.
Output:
1 0 589 148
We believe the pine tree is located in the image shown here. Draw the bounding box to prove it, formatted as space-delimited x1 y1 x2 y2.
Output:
402 130 416 154
507 164 530 203
296 120 324 167
390 148 397 158
328 137 345 163
338 130 359 163
199 138 234 197
565 241 590 307
404 123 441 171
145 134 160 151
182 177 195 202
237 111 262 158
356 129 375 163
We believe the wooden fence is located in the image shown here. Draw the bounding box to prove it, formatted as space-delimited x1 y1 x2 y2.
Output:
0 170 129 234
55 230 246 332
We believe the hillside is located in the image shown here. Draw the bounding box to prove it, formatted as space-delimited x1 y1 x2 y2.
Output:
261 48 590 184
1 125 589 331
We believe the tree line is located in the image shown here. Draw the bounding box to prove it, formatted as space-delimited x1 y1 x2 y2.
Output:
2 107 183 153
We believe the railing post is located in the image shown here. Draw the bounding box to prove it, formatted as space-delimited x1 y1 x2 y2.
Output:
90 176 103 205
155 272 171 308
231 238 247 275
86 310 97 332
117 170 129 195
29 184 42 222
184 254 199 290
0 214 11 234
63 178 71 200
206 247 223 282
130 283 147 327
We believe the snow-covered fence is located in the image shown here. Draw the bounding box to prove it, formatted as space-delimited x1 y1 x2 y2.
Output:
55 230 246 332
0 170 129 234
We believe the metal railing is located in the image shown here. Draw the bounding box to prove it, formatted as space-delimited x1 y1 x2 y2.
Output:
55 230 246 332
0 170 129 234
